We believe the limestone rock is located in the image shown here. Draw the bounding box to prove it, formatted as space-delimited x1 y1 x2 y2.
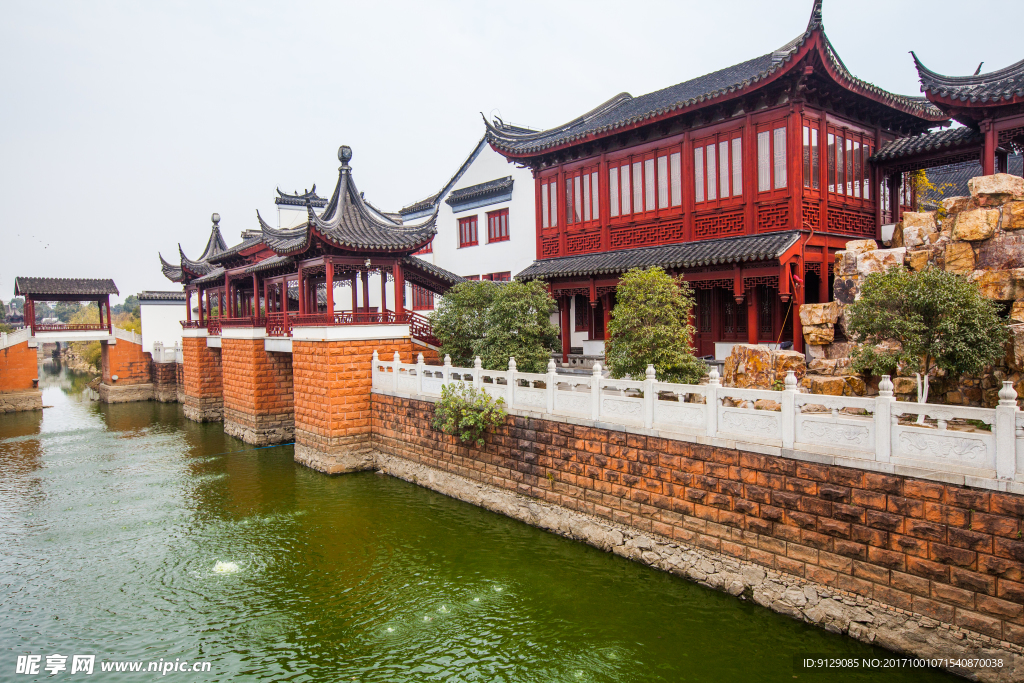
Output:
775 350 806 381
753 399 781 411
723 344 773 389
952 208 999 241
856 248 906 276
843 239 877 254
907 249 932 271
1002 201 1024 230
976 234 1024 270
803 323 835 346
807 375 845 396
1007 324 1024 371
893 377 917 395
943 241 975 274
890 222 904 248
901 212 938 248
844 376 867 396
970 268 1024 301
942 196 971 217
833 277 858 305
798 302 841 326
968 173 1024 206
1010 301 1024 324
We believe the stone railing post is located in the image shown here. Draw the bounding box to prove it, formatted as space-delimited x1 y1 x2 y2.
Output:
781 370 797 449
473 357 482 390
371 350 379 390
153 341 164 361
996 381 1018 480
643 364 656 430
443 354 452 388
706 367 720 438
591 362 602 421
874 375 894 463
546 358 557 414
508 357 517 408
392 351 401 392
416 353 425 396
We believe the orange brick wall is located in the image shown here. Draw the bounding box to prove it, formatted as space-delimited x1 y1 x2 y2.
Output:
0 341 37 392
181 337 222 421
373 393 1024 646
101 339 152 385
221 338 294 444
293 340 435 455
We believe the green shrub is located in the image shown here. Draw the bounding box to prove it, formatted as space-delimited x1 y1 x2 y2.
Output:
476 280 559 373
432 281 497 367
431 382 507 448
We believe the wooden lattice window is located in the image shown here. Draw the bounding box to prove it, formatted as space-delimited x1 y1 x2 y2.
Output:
565 166 600 227
695 134 741 204
487 208 509 243
482 272 511 282
458 215 478 247
412 285 434 311
414 238 433 254
698 289 712 334
803 125 820 190
609 147 682 220
757 125 787 193
540 177 558 229
827 128 873 200
574 294 589 331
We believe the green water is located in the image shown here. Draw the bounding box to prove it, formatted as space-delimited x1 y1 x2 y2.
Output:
0 362 960 683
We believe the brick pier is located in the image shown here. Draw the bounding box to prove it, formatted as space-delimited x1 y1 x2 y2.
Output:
221 338 294 446
180 334 223 422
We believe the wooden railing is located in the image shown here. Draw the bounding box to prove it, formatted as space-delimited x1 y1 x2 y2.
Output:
180 320 207 329
207 319 222 336
31 323 110 333
186 310 438 346
218 316 265 328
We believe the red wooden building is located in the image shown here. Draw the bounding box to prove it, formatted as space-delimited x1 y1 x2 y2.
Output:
486 1 950 361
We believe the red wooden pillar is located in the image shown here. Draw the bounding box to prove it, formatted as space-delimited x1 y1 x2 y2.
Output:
104 295 111 333
747 285 759 345
27 299 34 333
792 263 805 354
361 269 370 312
185 289 192 323
743 113 756 234
97 298 104 329
602 293 612 341
253 273 259 316
560 296 570 364
297 267 305 315
326 260 334 314
982 120 996 176
393 261 404 316
350 272 358 311
379 265 387 312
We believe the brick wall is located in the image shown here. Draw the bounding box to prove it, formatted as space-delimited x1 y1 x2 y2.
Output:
101 338 152 385
152 360 178 403
221 338 294 445
372 393 1024 646
293 341 437 472
0 341 37 392
181 337 222 421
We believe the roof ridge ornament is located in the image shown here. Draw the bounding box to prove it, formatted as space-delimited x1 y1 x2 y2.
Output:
806 0 823 32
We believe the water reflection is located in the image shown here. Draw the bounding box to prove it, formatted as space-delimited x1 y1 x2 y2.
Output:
0 364 961 683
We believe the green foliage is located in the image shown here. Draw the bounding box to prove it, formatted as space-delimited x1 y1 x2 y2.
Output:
476 280 559 373
432 281 497 367
431 382 507 448
846 267 1007 381
54 301 83 322
113 295 139 316
605 267 707 384
0 323 13 334
432 280 559 373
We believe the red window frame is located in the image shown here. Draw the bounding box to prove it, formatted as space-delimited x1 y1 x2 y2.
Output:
481 271 511 282
608 143 684 223
693 131 743 208
414 238 433 254
540 176 558 230
411 284 434 310
487 208 509 243
826 124 874 205
755 119 789 198
564 165 601 228
458 215 478 247
464 275 480 281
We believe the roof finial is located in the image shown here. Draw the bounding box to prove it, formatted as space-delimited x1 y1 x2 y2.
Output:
338 145 353 165
211 212 220 226
974 62 984 75
807 0 823 31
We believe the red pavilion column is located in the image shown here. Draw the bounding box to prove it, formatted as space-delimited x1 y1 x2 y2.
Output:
361 270 370 312
747 285 759 345
379 266 388 313
560 296 570 364
325 261 334 314
392 261 404 317
350 273 358 311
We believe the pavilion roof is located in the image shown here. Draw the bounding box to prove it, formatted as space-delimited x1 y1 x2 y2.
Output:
913 53 1024 105
138 290 186 302
516 231 802 281
872 126 982 163
14 277 119 297
485 1 945 158
445 176 514 208
257 145 437 255
275 185 328 208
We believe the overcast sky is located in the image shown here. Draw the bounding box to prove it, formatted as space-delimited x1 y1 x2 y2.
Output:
1 0 1019 303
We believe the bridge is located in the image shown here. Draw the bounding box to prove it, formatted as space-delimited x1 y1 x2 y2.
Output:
1 277 155 412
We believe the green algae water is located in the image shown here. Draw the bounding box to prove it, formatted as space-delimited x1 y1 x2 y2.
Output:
0 361 960 683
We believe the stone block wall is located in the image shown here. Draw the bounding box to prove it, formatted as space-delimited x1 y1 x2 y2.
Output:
181 337 223 422
221 338 294 446
293 340 437 473
101 338 152 385
0 340 37 392
152 361 178 403
372 393 1024 650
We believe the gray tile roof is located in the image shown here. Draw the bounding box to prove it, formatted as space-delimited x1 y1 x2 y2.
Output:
914 53 1024 104
516 231 802 281
14 277 119 296
138 290 186 302
445 176 514 207
191 267 226 286
872 126 982 162
487 3 944 156
402 256 466 287
275 186 328 208
159 253 184 282
918 155 1024 209
243 254 293 275
206 235 264 263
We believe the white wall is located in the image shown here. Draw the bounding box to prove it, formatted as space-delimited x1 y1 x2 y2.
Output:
140 301 186 354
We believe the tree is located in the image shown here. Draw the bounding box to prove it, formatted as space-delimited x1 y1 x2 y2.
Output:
605 267 706 384
113 295 139 316
845 267 1007 407
54 301 83 322
431 280 497 367
475 280 559 373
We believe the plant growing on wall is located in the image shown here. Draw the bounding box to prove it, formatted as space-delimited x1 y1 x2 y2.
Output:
845 266 1006 406
431 281 497 367
605 266 707 384
431 382 507 448
475 280 559 373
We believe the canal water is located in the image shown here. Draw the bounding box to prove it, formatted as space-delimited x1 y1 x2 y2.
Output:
0 361 959 683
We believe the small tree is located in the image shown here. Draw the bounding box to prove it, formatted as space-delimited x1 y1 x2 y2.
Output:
431 281 497 367
431 383 507 448
605 266 706 383
845 267 1007 407
475 280 559 373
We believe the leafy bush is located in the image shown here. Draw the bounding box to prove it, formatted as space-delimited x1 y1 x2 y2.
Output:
432 281 497 367
431 382 507 448
605 266 706 384
846 266 1006 404
476 280 559 373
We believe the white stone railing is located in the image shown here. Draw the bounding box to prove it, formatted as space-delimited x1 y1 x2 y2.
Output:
112 327 142 345
371 351 1024 490
151 341 178 363
0 327 31 351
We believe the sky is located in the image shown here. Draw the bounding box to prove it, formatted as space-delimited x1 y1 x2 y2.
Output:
1 0 1019 304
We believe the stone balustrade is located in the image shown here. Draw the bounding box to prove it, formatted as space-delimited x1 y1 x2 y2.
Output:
372 352 1024 493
